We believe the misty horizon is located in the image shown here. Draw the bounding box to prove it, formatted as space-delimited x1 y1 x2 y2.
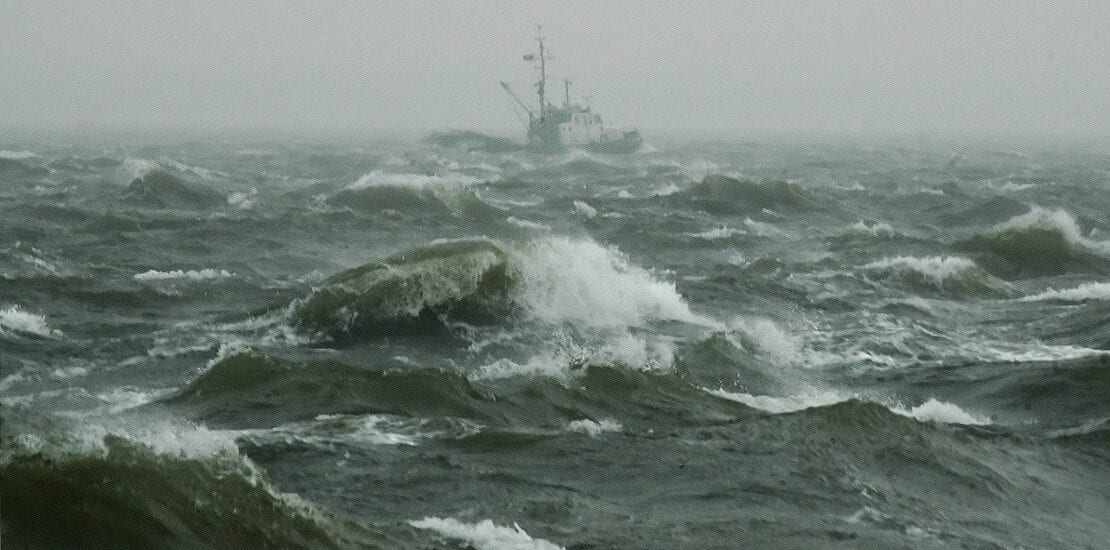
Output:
2 2 1108 140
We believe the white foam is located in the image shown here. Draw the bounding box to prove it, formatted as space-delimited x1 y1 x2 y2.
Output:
1019 281 1110 302
346 169 478 191
50 366 88 380
651 183 683 196
863 256 979 288
160 158 224 180
227 188 258 209
992 206 1110 255
687 225 745 240
514 237 702 330
892 398 989 425
0 150 37 159
708 389 989 425
725 318 805 366
979 180 1036 193
572 200 597 218
963 340 1109 363
507 217 551 231
708 388 846 413
134 268 233 281
0 305 63 338
122 157 159 179
843 220 897 238
566 418 622 436
409 517 565 550
743 218 790 238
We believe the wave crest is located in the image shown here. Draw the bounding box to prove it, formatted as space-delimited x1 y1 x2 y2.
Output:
291 237 700 339
955 207 1110 275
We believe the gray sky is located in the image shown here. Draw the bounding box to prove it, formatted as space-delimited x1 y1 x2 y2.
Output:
2 1 1108 137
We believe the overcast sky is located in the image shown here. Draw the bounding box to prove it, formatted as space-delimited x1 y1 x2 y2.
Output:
2 1 1107 138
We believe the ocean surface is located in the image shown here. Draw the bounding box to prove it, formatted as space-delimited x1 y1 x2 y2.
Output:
2 134 1109 549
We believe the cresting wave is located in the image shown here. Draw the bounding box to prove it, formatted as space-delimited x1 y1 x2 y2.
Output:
955 207 1110 275
1019 281 1110 302
707 389 989 425
409 517 565 550
290 236 703 339
862 255 1005 294
328 169 502 219
0 304 64 339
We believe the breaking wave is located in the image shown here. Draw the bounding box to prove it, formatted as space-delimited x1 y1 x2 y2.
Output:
708 389 988 425
862 256 1004 294
409 517 564 550
1019 282 1110 302
291 236 701 339
0 305 63 339
955 207 1110 275
134 268 234 281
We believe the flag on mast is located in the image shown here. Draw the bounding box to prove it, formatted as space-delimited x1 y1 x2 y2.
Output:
523 54 535 61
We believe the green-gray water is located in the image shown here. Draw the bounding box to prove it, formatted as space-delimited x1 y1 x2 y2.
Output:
2 136 1109 548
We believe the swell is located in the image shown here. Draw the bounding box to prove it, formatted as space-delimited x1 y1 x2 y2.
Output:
154 347 755 431
659 174 829 214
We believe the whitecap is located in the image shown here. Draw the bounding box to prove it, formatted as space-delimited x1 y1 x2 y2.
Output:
572 200 597 218
408 517 565 550
1018 281 1110 302
566 418 622 436
891 398 989 425
0 305 63 338
863 256 979 288
134 268 233 281
346 169 478 191
687 225 745 240
707 388 846 413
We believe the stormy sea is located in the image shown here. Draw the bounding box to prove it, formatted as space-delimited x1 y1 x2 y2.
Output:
2 133 1108 549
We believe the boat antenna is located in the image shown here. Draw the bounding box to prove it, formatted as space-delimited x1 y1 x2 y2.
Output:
564 78 571 108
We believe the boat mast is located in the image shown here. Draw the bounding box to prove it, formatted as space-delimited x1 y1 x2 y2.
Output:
536 25 546 121
564 79 571 108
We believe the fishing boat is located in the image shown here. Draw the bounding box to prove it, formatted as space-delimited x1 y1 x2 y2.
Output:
500 27 643 154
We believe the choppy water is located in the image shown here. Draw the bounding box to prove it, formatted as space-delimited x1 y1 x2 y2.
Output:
2 136 1109 549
